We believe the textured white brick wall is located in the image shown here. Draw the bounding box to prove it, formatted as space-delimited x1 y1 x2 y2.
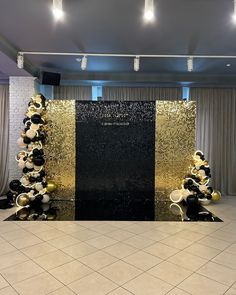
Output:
9 77 36 181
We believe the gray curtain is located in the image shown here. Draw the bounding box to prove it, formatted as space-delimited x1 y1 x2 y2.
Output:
54 86 92 100
0 85 9 195
103 87 182 101
190 88 236 195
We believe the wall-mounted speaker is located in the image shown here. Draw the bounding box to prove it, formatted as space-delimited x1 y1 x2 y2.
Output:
41 71 61 86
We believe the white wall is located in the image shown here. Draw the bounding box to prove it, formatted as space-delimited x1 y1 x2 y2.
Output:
9 77 36 180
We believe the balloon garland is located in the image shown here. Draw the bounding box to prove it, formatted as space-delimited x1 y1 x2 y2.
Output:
6 94 57 218
170 150 221 205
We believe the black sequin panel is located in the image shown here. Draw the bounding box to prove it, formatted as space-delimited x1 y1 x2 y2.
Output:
75 101 155 220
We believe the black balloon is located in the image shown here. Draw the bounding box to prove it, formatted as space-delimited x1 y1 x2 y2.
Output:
40 170 46 177
197 193 205 199
206 194 213 200
25 187 31 193
22 168 29 174
6 191 14 201
186 195 199 207
33 149 41 156
23 137 31 144
208 187 213 193
23 117 30 124
36 194 43 201
33 156 45 166
31 137 37 142
36 176 43 182
9 180 21 191
29 176 36 183
187 179 193 185
38 133 45 141
18 185 26 193
31 114 41 124
184 183 189 189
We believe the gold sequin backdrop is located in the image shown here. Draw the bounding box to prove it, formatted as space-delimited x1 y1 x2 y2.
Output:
44 101 196 202
155 101 196 201
44 100 76 199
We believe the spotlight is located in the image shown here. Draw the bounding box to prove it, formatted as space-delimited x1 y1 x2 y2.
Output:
134 56 140 72
17 53 24 69
144 0 155 22
233 0 236 24
187 56 193 72
52 0 64 21
81 55 88 70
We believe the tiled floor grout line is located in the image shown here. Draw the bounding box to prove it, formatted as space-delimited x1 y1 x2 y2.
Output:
0 270 24 295
2 221 226 292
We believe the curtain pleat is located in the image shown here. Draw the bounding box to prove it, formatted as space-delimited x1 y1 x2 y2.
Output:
190 88 236 195
103 87 182 101
0 85 9 195
54 86 92 100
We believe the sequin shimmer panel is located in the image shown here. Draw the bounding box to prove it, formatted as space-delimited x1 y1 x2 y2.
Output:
155 101 196 202
44 100 76 204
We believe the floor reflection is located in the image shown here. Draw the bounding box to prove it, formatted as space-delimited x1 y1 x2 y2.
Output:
4 198 222 222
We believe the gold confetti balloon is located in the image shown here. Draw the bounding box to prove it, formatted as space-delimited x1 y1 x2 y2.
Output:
211 190 221 201
46 181 57 193
16 194 30 207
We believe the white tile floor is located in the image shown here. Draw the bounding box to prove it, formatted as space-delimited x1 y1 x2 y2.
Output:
0 196 235 295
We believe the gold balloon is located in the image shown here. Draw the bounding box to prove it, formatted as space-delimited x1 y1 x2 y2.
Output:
16 194 30 207
212 190 221 201
46 181 57 192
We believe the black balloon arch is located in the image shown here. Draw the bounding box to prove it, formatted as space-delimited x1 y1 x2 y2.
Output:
6 94 57 220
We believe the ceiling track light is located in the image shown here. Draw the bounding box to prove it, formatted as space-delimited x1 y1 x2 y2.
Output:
187 56 193 72
18 51 236 73
52 0 64 21
81 55 88 70
134 56 140 72
144 0 155 22
17 53 24 69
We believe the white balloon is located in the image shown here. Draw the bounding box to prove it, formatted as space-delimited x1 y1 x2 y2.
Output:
26 161 34 169
20 177 29 186
35 183 43 191
18 160 26 169
170 190 183 203
29 194 36 201
181 189 191 200
26 129 36 139
198 169 206 177
35 96 42 103
41 203 50 211
199 184 208 192
194 155 201 160
30 123 40 131
27 144 34 152
42 194 50 203
34 165 43 171
17 137 26 147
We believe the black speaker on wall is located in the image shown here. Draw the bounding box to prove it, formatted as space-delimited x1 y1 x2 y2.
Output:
41 71 61 86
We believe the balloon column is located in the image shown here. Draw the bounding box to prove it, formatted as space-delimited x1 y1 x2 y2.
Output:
6 94 57 219
170 150 221 205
